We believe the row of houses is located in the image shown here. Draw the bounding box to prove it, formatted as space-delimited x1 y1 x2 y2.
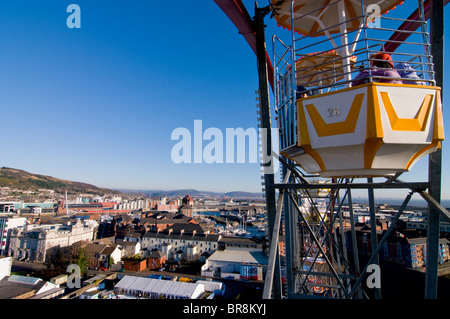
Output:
140 227 220 262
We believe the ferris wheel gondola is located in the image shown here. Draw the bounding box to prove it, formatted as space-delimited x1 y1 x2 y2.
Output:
272 0 444 178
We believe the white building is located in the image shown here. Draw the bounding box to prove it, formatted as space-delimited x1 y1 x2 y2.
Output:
115 199 151 211
141 230 220 262
0 203 17 214
8 219 97 262
0 215 27 255
116 240 141 258
201 249 267 280
114 275 205 299
0 257 12 281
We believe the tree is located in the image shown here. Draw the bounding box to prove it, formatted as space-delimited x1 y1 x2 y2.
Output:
52 249 71 272
108 256 114 269
40 248 71 281
73 247 89 276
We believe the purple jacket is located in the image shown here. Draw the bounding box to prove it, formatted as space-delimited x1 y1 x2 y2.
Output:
352 68 403 87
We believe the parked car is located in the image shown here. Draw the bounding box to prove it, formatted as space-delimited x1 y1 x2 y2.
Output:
224 276 235 280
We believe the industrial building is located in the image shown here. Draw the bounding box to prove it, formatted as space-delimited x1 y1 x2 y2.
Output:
201 248 267 280
0 275 64 299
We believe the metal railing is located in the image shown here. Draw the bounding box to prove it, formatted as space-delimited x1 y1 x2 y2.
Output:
273 35 297 150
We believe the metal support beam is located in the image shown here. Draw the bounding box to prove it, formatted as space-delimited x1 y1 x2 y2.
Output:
275 182 430 190
254 3 281 299
419 190 450 223
367 178 381 299
263 171 291 299
347 181 362 298
425 0 444 299
282 159 299 298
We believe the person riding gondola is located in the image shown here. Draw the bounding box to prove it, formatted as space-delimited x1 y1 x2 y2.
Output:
296 85 309 99
395 62 425 85
352 53 402 86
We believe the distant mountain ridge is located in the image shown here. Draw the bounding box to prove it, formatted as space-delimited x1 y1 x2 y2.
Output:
116 188 263 199
0 167 121 196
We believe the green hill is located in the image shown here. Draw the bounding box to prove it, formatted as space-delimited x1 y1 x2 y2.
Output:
0 167 119 196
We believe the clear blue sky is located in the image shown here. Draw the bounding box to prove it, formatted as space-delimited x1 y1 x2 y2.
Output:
0 1 448 199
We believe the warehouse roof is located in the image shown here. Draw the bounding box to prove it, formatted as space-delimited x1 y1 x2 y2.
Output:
207 249 267 265
114 275 205 299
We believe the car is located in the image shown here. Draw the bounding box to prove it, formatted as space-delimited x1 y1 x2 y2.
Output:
224 276 236 280
161 275 174 281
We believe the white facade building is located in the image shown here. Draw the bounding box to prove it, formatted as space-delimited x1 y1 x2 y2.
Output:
115 199 151 211
0 215 27 255
8 219 97 262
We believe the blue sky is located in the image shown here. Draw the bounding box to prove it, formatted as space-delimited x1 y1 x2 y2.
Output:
0 1 449 199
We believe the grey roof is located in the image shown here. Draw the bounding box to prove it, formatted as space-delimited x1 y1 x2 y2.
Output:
219 237 263 245
207 249 268 265
125 230 143 238
0 275 46 299
143 231 220 242
148 250 165 259
117 240 139 246
163 223 207 234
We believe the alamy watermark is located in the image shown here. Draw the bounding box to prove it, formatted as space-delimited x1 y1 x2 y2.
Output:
170 120 280 174
66 264 81 289
366 264 381 289
66 4 81 29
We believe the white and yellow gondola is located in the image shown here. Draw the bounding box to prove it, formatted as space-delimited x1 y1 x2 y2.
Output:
273 0 444 178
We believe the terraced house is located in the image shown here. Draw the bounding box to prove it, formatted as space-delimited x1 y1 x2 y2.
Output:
141 223 221 262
